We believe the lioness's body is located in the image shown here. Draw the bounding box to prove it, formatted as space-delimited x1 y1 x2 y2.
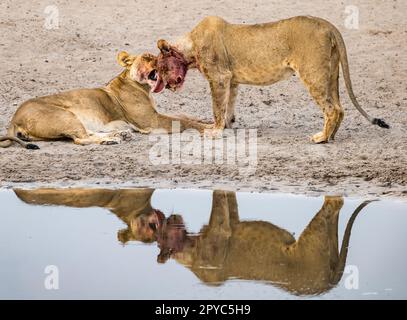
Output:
0 53 210 148
158 16 388 142
15 188 163 243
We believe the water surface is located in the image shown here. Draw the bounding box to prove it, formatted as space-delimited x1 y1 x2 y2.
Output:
1 188 406 299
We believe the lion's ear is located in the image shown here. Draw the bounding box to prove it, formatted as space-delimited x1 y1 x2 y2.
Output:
117 51 134 67
157 39 171 54
157 248 171 264
117 228 131 244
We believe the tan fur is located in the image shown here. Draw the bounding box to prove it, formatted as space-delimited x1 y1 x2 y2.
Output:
159 16 386 142
0 52 211 149
170 191 370 295
14 188 160 243
14 187 371 295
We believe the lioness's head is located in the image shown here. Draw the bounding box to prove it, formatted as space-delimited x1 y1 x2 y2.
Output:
156 39 189 92
117 51 165 93
117 209 166 244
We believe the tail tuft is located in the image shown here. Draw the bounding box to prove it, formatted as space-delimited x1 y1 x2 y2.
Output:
372 118 390 129
26 143 40 150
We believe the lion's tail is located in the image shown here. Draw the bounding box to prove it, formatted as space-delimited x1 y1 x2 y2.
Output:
331 200 374 286
331 28 389 129
0 125 40 149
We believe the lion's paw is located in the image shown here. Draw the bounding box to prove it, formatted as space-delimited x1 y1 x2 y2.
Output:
204 128 224 139
311 132 328 144
100 138 121 145
115 130 133 141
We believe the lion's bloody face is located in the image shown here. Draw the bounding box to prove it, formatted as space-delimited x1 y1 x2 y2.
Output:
157 40 188 92
156 214 187 263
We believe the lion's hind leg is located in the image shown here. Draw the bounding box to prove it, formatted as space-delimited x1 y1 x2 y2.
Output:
98 120 135 142
329 67 344 140
288 196 343 289
310 105 341 144
73 129 122 145
326 45 344 141
297 41 343 143
302 77 342 144
18 105 117 146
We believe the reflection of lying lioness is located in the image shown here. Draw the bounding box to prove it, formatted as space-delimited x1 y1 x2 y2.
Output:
0 51 210 149
14 188 164 243
158 191 371 295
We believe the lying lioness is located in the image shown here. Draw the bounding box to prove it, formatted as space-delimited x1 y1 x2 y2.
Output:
0 51 210 149
156 16 389 142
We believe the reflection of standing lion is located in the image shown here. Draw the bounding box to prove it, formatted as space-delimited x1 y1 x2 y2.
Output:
0 51 210 149
156 16 389 142
158 191 371 295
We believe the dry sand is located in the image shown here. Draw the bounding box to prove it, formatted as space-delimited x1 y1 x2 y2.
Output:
0 0 406 198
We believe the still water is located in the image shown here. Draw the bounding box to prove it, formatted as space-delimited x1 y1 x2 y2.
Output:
0 188 406 299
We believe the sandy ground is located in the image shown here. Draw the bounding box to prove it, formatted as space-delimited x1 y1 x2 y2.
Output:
0 0 406 199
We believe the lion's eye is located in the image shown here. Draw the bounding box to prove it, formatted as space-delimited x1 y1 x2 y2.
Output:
148 70 158 81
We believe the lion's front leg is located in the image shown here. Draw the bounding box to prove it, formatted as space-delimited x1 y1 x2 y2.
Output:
207 190 237 237
155 113 212 134
207 72 232 137
225 83 239 128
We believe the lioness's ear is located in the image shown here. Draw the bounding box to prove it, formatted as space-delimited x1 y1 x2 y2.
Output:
117 51 133 67
157 39 171 54
117 228 131 244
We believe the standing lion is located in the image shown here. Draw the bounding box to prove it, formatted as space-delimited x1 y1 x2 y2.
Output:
156 16 389 142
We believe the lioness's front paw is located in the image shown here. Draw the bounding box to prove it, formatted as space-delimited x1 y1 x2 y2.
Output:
225 115 236 129
204 128 224 139
225 120 233 129
101 138 121 145
311 132 328 144
115 130 133 141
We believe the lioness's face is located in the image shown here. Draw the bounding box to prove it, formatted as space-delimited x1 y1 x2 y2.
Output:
156 39 188 92
117 209 166 244
117 51 165 93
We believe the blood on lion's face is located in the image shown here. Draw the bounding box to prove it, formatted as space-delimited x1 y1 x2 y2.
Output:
157 39 188 92
156 214 187 263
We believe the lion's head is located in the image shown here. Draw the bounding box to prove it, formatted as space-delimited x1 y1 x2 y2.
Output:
117 51 165 93
156 39 189 92
117 209 166 244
